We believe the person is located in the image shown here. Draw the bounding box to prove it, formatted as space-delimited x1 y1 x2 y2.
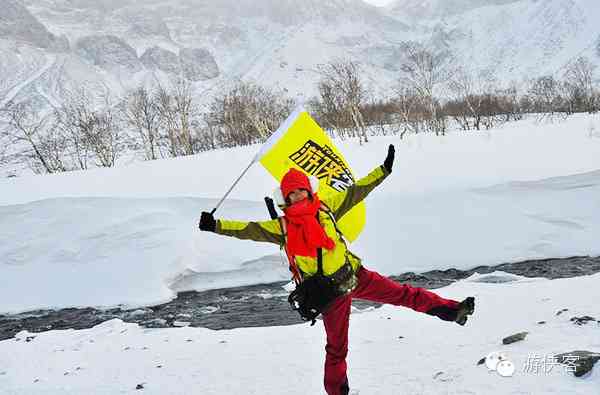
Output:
199 144 475 395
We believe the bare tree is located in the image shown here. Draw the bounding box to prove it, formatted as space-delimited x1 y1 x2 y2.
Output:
155 78 197 157
85 102 123 167
36 127 70 173
398 41 454 135
123 86 162 160
54 89 125 168
497 82 525 122
53 98 91 170
0 101 66 173
314 60 369 143
360 98 399 137
0 134 8 168
448 68 501 130
193 122 219 152
528 76 565 121
392 86 425 138
563 56 596 113
205 80 293 148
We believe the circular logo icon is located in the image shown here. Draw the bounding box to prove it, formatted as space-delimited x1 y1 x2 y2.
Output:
485 351 509 371
497 360 515 377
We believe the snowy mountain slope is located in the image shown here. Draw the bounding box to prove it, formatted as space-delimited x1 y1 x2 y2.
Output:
387 0 521 21
438 0 600 81
0 0 67 50
6 0 600 112
378 0 600 84
1 0 411 110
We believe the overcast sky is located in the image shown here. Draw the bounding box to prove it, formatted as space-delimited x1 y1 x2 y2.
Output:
363 0 395 6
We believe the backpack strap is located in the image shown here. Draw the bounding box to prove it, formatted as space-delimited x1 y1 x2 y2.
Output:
317 247 324 276
315 211 324 276
318 202 348 247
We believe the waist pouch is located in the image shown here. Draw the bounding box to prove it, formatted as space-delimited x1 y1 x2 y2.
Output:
288 261 357 326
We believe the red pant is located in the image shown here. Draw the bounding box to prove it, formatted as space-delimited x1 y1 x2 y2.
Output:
322 266 459 395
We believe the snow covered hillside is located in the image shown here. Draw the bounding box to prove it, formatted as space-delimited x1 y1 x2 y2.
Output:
1 271 599 394
2 0 600 110
1 113 600 313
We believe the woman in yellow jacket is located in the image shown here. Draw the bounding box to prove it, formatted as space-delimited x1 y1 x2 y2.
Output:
199 145 475 395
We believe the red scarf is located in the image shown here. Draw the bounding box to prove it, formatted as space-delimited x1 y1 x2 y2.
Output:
283 194 335 257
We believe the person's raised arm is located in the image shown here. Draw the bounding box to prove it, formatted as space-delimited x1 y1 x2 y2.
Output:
323 144 394 220
199 211 283 245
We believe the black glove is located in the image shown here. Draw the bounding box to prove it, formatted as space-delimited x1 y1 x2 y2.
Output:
383 144 395 173
199 211 216 232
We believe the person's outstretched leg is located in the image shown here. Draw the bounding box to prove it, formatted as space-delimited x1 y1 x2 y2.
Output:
352 266 470 323
322 294 352 395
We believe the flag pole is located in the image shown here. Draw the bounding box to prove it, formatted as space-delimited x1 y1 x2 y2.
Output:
210 104 305 215
210 158 255 215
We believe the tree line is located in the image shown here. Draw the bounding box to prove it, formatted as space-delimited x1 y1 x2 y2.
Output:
1 42 599 175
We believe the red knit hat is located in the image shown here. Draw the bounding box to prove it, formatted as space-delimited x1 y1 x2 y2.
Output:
280 168 312 199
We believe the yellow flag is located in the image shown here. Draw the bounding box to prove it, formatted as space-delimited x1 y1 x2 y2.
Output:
255 106 366 242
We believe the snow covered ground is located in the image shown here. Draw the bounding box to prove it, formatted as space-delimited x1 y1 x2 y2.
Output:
1 113 600 313
1 112 600 394
1 271 599 394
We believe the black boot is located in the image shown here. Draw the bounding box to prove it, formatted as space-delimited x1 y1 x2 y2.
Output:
340 378 350 395
425 297 475 325
454 297 475 326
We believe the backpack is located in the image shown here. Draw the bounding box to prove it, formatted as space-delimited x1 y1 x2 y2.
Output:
278 204 355 326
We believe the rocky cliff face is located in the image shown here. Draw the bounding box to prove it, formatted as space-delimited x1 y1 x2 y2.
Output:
0 0 67 50
2 0 600 115
179 48 220 81
75 35 142 73
140 46 220 80
140 46 179 74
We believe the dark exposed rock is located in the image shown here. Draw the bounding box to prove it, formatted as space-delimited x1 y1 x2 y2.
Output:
537 321 546 325
75 35 142 73
140 46 179 74
136 383 144 390
556 308 569 316
502 332 529 345
140 46 219 80
178 48 219 81
555 350 600 377
570 316 596 325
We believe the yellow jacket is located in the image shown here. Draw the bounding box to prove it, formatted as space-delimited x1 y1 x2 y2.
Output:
216 165 390 276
